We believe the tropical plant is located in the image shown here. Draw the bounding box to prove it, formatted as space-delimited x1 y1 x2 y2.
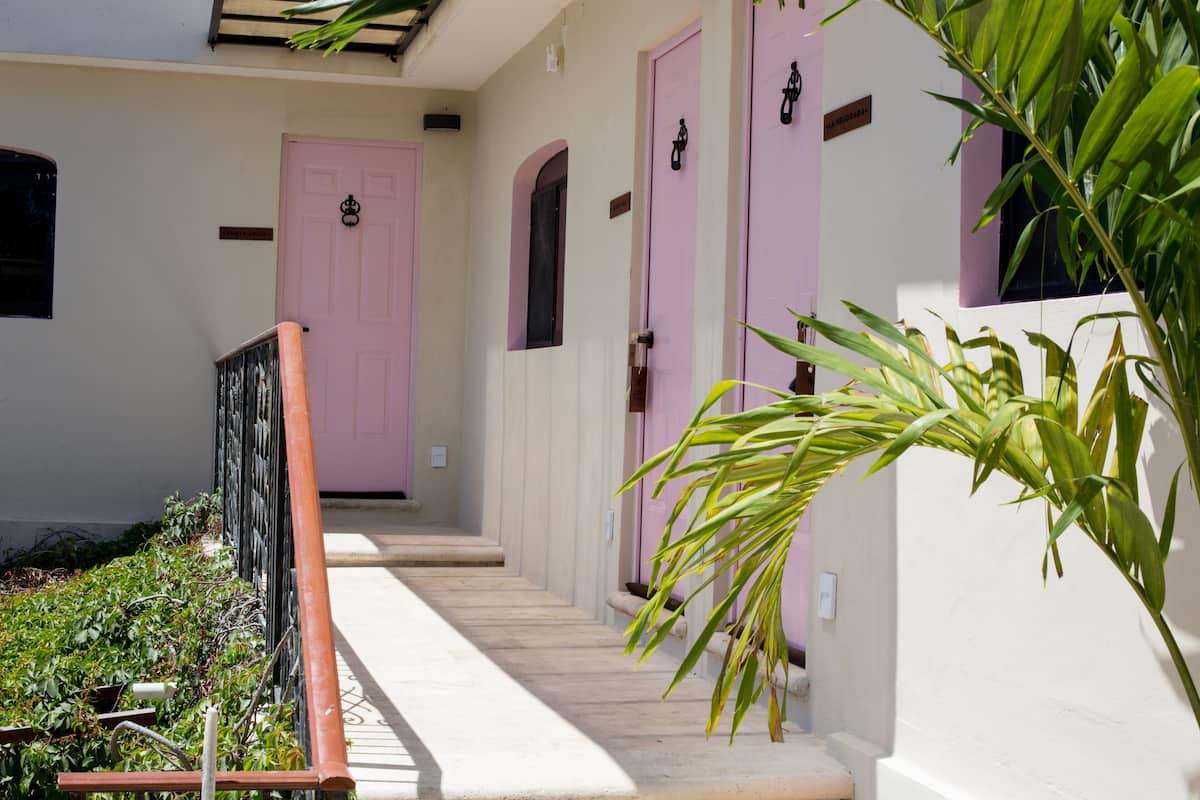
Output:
0 495 304 799
281 0 426 52
616 0 1200 741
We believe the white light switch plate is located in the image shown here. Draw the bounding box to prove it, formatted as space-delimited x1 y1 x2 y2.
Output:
817 572 838 621
431 446 448 469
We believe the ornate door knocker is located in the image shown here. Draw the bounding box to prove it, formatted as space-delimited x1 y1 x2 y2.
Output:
670 118 689 172
340 194 362 228
780 61 803 125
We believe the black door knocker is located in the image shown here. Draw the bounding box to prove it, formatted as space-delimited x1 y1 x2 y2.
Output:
780 61 803 125
670 118 689 171
340 194 362 228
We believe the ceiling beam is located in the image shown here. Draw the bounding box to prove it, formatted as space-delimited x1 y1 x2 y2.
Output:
208 0 226 46
395 0 442 57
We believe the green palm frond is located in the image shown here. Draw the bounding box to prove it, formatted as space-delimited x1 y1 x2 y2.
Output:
283 0 424 53
620 306 1179 741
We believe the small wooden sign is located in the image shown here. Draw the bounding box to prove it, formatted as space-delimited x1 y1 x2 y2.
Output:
219 226 274 242
609 192 632 219
824 96 872 141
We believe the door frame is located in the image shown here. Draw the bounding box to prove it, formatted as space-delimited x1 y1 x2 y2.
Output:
275 134 424 495
633 19 704 584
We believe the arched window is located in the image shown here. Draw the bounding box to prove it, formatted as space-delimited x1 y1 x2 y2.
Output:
526 149 567 349
508 141 568 351
0 150 57 318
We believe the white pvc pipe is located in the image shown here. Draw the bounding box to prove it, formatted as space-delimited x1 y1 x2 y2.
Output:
129 682 177 700
200 706 219 800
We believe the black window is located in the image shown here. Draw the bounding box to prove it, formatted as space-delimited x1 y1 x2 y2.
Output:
0 150 56 318
526 150 567 349
998 131 1108 303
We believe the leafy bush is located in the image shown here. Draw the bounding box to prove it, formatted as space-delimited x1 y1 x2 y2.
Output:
0 494 304 799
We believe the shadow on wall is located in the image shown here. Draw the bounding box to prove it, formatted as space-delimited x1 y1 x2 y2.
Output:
1144 410 1200 794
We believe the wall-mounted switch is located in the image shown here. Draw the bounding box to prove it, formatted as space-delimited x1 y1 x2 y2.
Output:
431 446 448 469
817 572 838 621
603 509 615 542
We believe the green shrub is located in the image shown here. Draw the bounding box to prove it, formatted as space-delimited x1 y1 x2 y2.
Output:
0 493 304 799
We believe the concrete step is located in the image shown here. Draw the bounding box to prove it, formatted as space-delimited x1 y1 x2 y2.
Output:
324 532 505 567
320 497 422 512
322 510 504 568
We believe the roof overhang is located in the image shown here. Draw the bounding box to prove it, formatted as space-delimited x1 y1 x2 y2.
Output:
207 0 444 59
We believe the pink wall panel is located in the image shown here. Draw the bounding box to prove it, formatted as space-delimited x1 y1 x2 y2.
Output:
741 2 824 649
959 79 1004 308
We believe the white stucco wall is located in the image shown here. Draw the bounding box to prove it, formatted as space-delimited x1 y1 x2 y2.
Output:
0 62 474 547
462 1 1200 799
813 5 1200 799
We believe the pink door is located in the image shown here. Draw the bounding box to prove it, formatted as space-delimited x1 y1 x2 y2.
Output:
741 3 823 648
636 27 703 584
279 139 419 494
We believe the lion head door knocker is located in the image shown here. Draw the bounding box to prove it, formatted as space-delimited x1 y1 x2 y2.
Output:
340 194 362 228
780 61 803 125
670 118 689 171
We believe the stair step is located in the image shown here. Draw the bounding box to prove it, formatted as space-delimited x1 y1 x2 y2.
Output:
324 532 504 567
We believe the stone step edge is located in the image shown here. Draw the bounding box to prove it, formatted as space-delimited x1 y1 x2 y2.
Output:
705 631 810 699
320 498 423 511
324 539 505 568
606 590 687 640
605 591 809 699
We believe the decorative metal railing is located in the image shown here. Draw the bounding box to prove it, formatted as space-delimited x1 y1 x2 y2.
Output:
214 328 310 760
58 322 353 798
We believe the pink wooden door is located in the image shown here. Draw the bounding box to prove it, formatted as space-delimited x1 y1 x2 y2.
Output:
741 3 823 648
279 139 419 494
637 27 703 584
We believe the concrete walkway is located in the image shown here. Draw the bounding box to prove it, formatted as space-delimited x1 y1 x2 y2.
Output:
327 562 854 800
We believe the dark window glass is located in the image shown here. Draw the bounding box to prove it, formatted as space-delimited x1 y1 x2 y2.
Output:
526 150 567 348
0 150 56 318
998 131 1107 303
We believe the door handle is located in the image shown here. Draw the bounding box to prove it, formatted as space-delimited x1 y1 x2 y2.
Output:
628 330 654 413
791 318 816 395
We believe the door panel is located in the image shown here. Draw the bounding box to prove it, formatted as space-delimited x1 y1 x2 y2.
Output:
637 28 703 584
280 140 419 493
742 3 823 648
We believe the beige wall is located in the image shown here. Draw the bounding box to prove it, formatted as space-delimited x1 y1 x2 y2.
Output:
0 62 474 543
462 1 1200 799
459 0 751 622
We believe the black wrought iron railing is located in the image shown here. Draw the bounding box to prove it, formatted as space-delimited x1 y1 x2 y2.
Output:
59 323 352 797
213 329 308 756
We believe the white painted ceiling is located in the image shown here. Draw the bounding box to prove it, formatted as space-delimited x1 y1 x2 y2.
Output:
400 0 571 90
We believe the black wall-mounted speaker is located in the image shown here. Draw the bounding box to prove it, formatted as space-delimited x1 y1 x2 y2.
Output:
423 114 462 132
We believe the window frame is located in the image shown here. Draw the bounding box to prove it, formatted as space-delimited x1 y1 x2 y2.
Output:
0 149 57 320
525 152 568 349
996 130 1109 304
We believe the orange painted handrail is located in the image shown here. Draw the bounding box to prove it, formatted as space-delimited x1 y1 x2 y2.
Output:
59 770 323 793
277 321 354 792
59 322 353 796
